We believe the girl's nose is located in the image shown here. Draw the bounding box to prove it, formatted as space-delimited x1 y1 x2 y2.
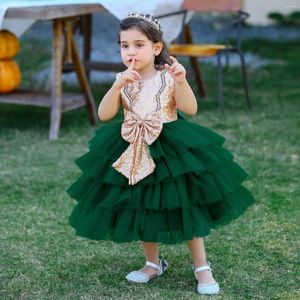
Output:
128 46 136 55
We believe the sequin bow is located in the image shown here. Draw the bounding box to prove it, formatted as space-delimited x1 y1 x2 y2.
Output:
112 111 162 185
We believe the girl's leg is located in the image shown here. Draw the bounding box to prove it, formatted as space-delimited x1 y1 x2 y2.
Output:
141 241 160 264
187 237 216 283
137 241 160 276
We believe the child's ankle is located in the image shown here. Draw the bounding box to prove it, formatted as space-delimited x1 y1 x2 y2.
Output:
146 258 160 265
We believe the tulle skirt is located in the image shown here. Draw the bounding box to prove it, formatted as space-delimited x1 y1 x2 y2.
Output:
66 115 255 244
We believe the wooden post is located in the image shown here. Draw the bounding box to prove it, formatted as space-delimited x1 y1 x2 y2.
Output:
184 24 206 98
83 14 92 80
68 19 98 125
49 19 63 140
64 20 73 64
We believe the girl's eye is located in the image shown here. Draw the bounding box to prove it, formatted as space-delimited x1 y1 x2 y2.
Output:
121 44 128 49
137 44 144 48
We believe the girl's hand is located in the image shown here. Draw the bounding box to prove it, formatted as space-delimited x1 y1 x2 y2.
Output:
164 56 186 83
114 58 141 89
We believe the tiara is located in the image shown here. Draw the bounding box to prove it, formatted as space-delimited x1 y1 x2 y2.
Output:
121 12 161 31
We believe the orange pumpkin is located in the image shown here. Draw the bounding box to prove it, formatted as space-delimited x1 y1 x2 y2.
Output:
0 59 21 93
0 30 20 59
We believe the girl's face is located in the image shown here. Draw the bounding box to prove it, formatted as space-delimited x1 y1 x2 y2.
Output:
120 28 162 74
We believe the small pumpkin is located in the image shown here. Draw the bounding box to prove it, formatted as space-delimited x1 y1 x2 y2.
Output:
0 59 21 93
0 30 20 59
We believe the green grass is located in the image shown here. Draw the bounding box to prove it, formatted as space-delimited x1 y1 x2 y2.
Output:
0 37 299 299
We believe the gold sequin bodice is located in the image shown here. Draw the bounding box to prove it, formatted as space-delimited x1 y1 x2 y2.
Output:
112 69 178 185
120 68 177 121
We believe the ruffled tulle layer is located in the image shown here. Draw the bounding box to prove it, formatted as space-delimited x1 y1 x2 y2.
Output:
67 117 255 244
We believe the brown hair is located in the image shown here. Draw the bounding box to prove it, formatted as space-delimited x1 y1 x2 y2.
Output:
118 15 172 70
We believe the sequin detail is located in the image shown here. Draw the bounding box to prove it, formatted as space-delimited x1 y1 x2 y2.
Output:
112 111 163 185
124 81 144 108
112 69 178 184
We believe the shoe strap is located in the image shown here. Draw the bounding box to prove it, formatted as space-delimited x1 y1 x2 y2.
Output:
194 265 211 273
146 260 161 270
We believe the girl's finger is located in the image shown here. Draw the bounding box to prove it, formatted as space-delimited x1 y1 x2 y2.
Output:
172 65 180 71
124 71 140 81
128 58 135 70
174 66 185 73
169 65 176 73
127 77 136 83
170 56 178 64
173 70 185 76
132 70 142 80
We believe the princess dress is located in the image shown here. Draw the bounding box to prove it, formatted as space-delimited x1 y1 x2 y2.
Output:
66 69 255 244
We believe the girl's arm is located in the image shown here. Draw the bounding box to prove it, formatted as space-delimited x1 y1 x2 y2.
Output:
98 83 122 121
165 56 198 116
98 58 141 121
174 79 198 115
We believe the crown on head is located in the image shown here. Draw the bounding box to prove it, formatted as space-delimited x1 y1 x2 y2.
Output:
121 12 161 31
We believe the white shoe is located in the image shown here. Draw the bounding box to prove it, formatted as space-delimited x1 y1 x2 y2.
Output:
193 261 220 295
126 259 168 283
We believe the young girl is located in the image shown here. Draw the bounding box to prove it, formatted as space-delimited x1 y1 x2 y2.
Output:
67 12 255 295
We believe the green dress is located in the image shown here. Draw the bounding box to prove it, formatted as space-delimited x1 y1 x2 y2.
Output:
67 69 255 244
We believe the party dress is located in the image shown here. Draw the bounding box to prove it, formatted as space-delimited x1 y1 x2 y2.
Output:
67 69 255 244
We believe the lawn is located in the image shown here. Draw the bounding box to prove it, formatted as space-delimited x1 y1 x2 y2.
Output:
0 38 299 300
